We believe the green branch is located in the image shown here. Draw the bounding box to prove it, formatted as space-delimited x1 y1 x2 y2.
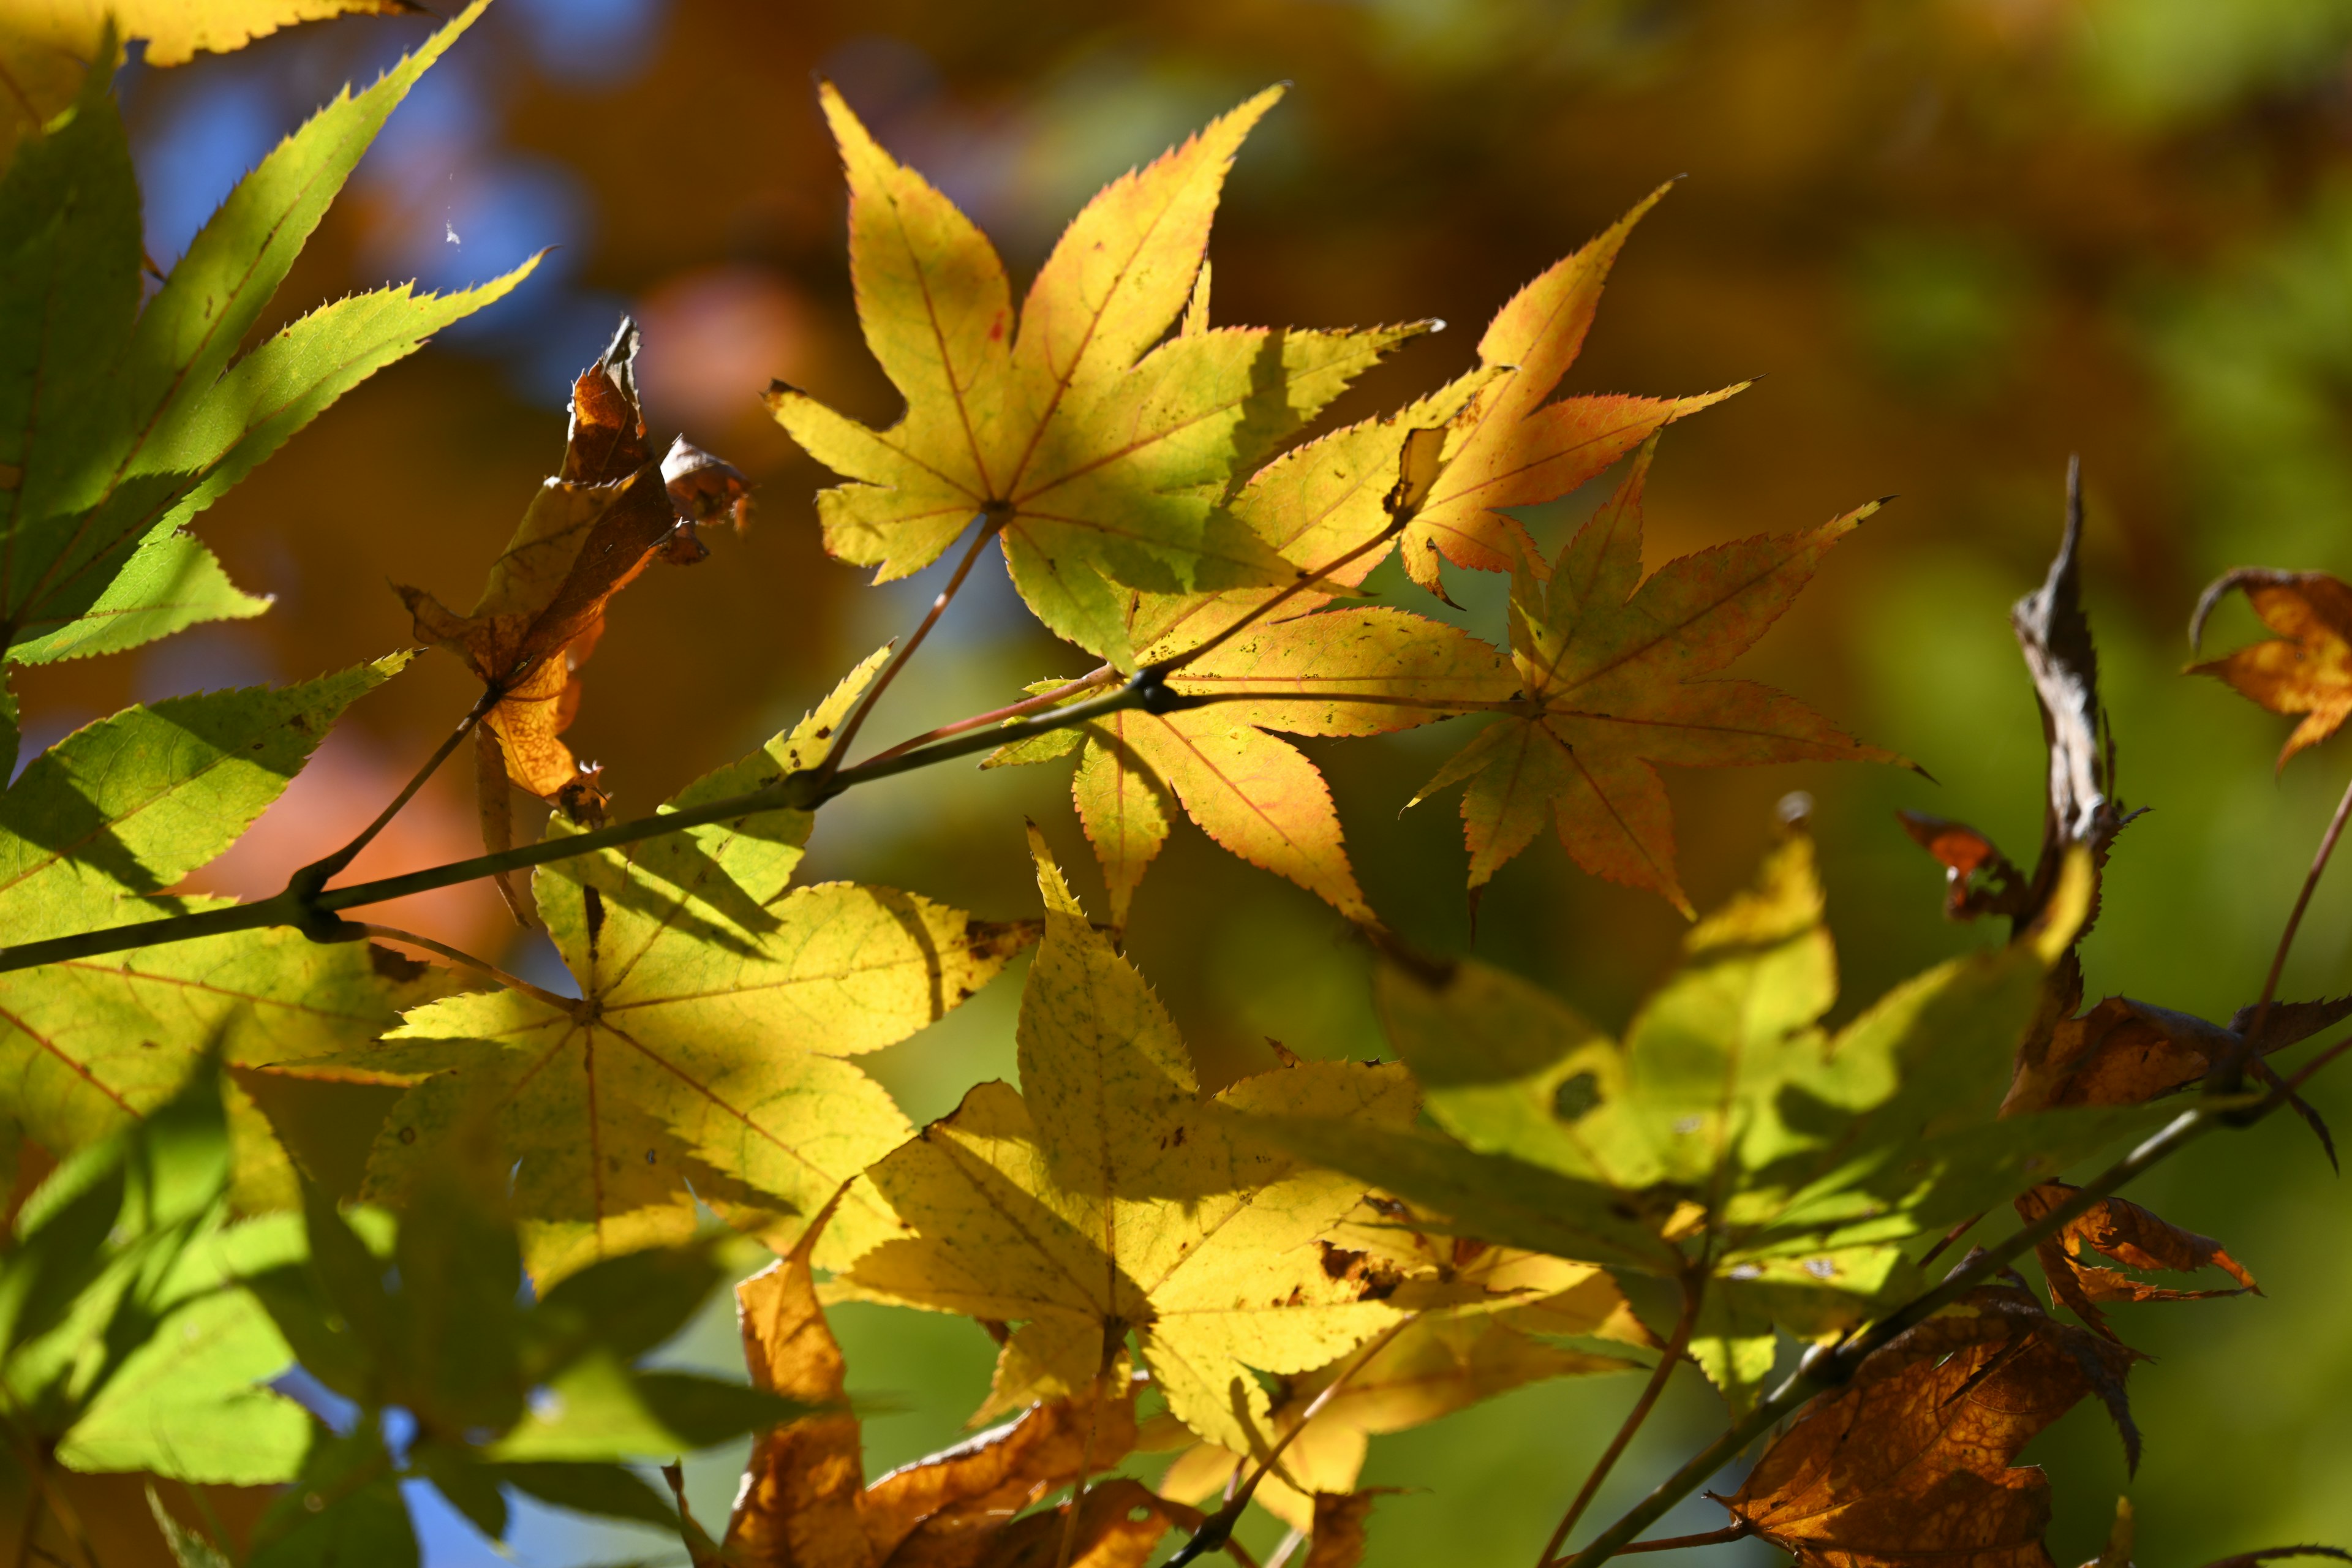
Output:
1548 1041 2351 1566
0 668 1192 976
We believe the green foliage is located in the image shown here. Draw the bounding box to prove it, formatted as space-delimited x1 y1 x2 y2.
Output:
0 1064 308 1490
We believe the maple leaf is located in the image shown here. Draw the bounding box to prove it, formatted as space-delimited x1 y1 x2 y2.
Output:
268 655 1032 1283
0 658 462 1212
1409 438 1902 913
715 1207 1194 1568
398 319 738 921
1304 1491 1383 1568
1156 1231 1638 1532
769 83 1431 668
2013 1180 2258 1339
2002 993 2351 1118
2188 568 2352 769
1389 189 1740 599
832 827 1419 1457
1721 1281 2138 1567
0 0 529 769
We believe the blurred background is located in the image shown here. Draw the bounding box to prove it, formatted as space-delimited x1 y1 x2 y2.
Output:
48 0 2352 1559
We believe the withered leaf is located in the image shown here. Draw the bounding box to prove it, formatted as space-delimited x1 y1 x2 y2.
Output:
1723 1281 2139 1568
2015 1181 2257 1339
396 319 728 919
2004 993 2352 1117
1304 1490 1381 1568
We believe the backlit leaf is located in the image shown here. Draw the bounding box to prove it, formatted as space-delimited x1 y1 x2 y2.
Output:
1411 442 1902 910
771 83 1430 666
300 660 1031 1282
834 828 1417 1455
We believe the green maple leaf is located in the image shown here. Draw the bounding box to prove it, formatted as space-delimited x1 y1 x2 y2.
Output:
0 655 461 1212
770 83 1430 668
1255 835 2164 1412
0 0 530 768
295 654 1036 1283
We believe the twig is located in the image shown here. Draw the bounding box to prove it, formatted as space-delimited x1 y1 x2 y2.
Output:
862 665 1118 767
820 512 1000 778
289 687 500 896
2241 766 2352 1058
1539 1274 1702 1564
0 668 1175 974
1611 1525 1752 1554
351 924 577 1012
1158 516 1409 676
1550 1042 2352 1568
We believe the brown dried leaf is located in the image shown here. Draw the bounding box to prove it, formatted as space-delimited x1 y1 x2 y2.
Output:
1722 1282 2139 1567
2016 1182 2257 1339
1304 1491 1382 1568
723 1208 1145 1568
2188 568 2352 769
396 320 726 884
2005 993 2351 1120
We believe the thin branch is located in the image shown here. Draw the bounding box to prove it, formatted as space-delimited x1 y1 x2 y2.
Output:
1540 1274 1702 1564
1158 517 1408 676
1611 1526 1752 1555
1054 1335 1123 1568
820 511 998 778
351 923 578 1012
0 671 1166 974
2241 765 2352 1055
290 687 500 895
862 664 1117 767
1551 1045 2351 1568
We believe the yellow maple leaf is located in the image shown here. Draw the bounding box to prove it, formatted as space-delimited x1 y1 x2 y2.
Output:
769 83 1431 668
270 654 1035 1283
1156 1229 1642 1533
832 827 1417 1457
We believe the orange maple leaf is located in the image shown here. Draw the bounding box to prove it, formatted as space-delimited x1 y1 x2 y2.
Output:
1411 438 1902 913
1723 1282 2138 1568
2190 568 2352 769
1393 187 1740 600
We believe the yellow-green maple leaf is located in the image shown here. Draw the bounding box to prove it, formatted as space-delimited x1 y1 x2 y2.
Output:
283 654 1035 1283
832 828 1415 1456
769 83 1431 668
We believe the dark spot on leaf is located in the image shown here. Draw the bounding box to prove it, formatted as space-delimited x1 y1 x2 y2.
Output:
1553 1071 1600 1121
368 943 429 983
813 725 832 739
583 885 606 946
398 1126 417 1145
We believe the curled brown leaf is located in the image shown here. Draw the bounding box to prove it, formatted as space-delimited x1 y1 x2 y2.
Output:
2015 1182 2258 1339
